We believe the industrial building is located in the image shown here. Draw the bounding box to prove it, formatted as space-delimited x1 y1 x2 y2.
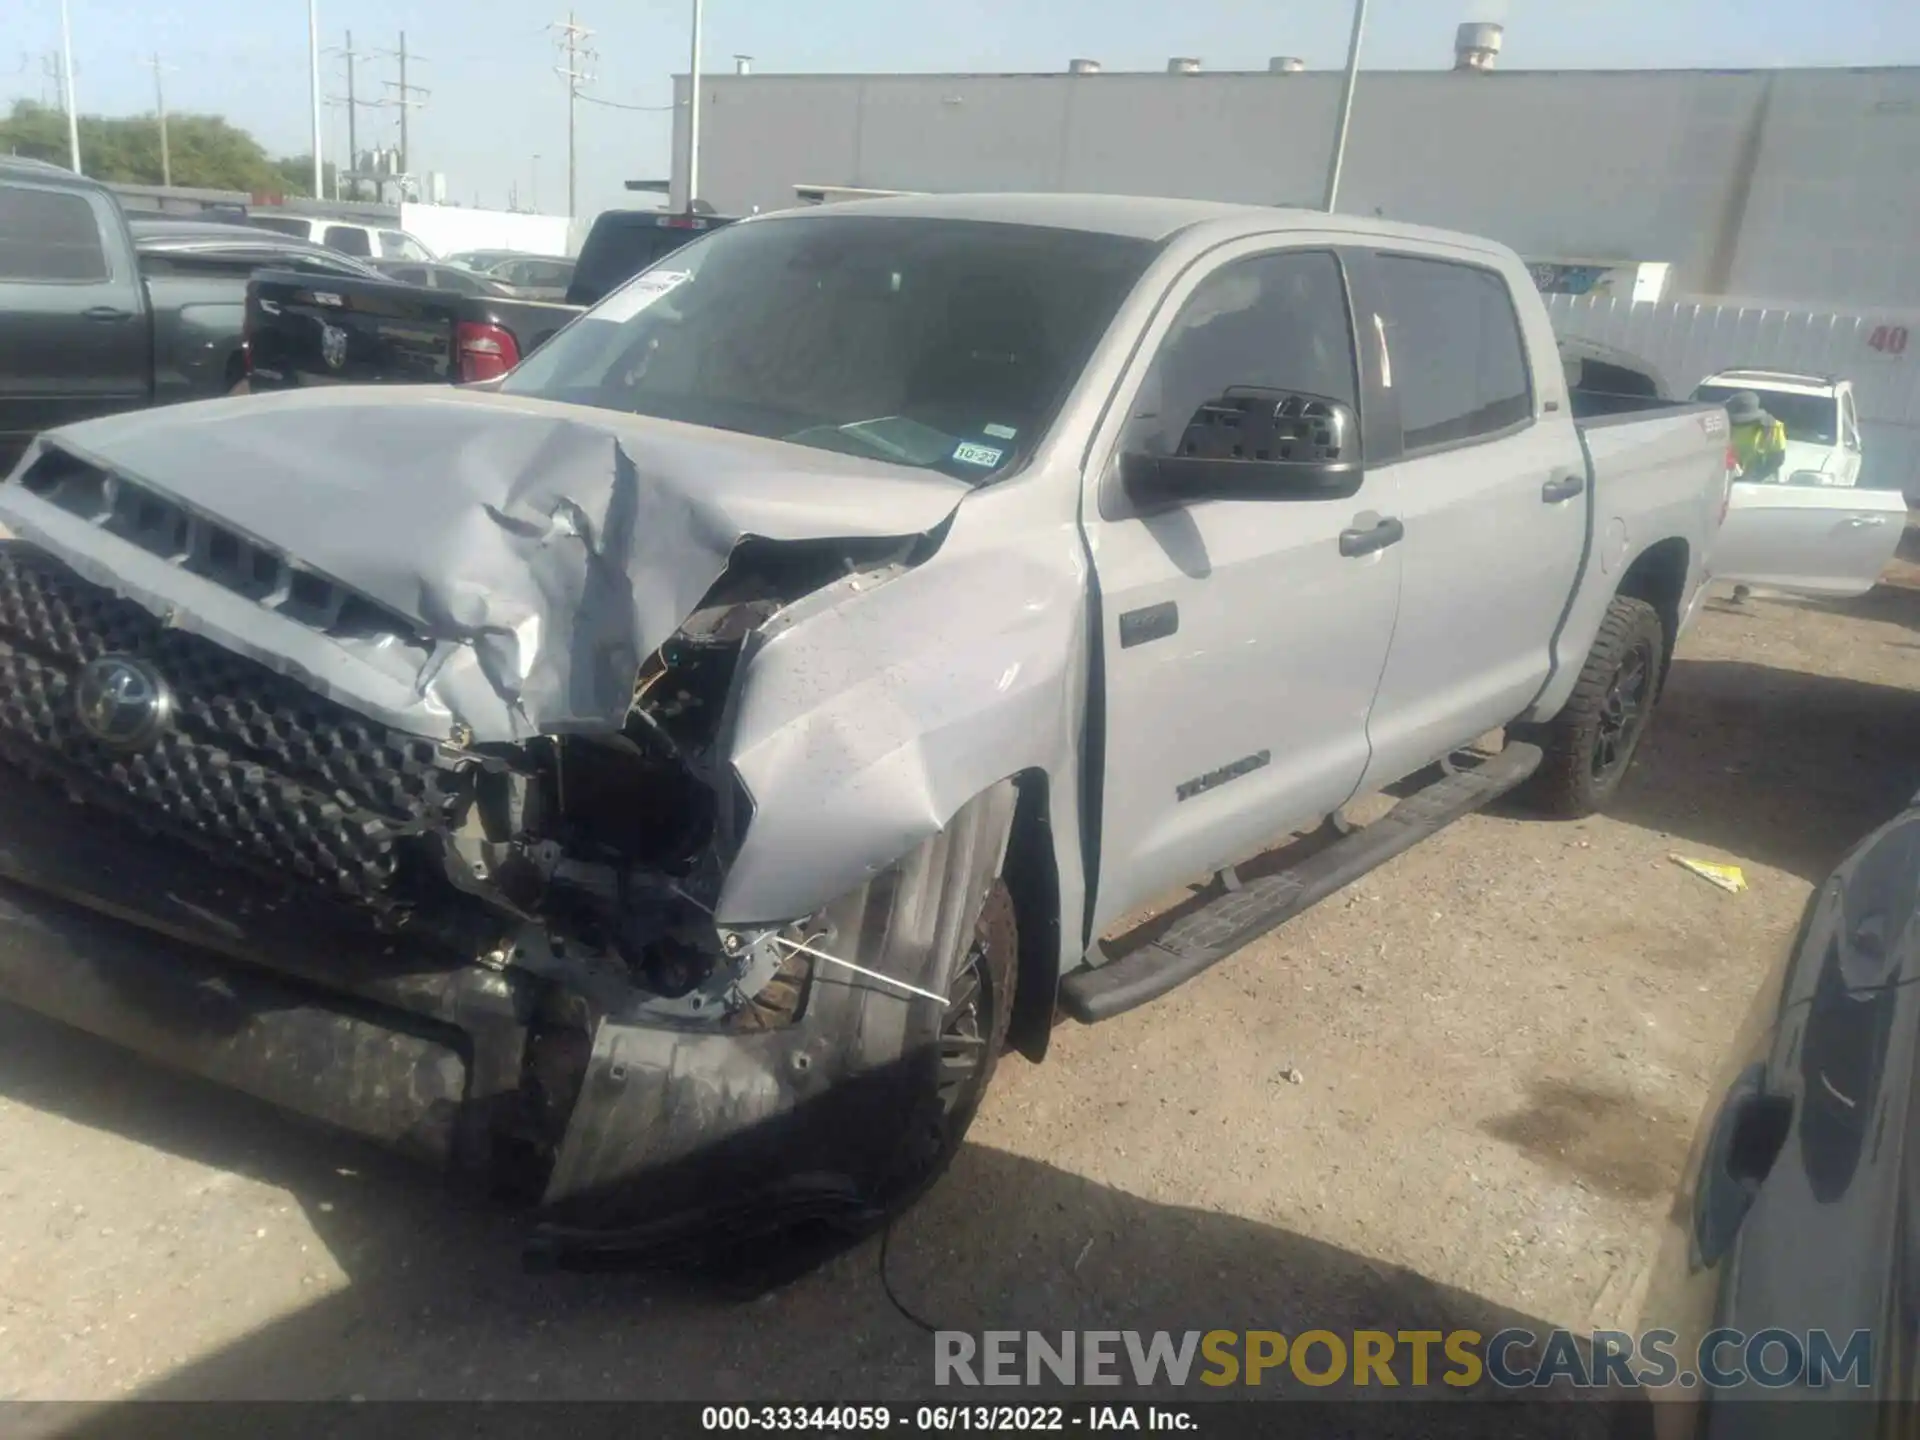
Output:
667 25 1920 313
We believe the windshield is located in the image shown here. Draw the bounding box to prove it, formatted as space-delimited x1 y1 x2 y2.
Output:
503 214 1155 483
1695 383 1839 445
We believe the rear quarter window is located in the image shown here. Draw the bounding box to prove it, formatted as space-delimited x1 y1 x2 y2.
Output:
323 225 373 257
0 184 110 282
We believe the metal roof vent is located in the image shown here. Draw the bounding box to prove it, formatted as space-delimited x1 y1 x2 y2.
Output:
1167 57 1202 74
1454 21 1503 70
1068 58 1102 74
1269 56 1307 72
733 54 752 74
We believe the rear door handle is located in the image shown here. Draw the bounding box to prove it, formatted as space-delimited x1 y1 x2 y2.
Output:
1339 516 1404 558
1843 515 1888 528
1542 472 1585 502
81 306 134 323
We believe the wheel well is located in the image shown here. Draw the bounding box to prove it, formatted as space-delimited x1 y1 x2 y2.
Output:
1616 538 1689 691
1002 769 1061 1064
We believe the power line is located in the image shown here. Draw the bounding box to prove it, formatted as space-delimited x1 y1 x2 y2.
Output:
574 91 671 112
550 11 597 218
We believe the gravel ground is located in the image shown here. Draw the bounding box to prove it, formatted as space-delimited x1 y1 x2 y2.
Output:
1 534 1916 1404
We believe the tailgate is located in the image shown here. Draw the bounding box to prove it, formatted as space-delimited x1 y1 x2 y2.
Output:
245 269 458 390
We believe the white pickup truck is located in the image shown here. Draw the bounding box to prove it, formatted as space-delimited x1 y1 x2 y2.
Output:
0 195 1784 1263
1691 369 1909 597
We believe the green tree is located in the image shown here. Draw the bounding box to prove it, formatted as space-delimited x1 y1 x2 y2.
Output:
1 100 335 197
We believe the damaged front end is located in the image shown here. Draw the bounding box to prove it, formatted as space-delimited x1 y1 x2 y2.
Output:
0 394 1017 1256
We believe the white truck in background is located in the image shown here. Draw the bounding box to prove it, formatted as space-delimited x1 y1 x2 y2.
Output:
1690 369 1909 598
1693 369 1863 487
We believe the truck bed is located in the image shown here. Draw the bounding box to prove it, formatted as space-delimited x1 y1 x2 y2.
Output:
245 270 581 390
1521 398 1731 725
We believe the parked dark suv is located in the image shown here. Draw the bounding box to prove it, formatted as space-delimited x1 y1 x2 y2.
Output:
563 208 738 308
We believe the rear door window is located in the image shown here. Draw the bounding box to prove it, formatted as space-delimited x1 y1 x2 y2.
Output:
1375 255 1532 452
0 183 110 282
323 225 373 257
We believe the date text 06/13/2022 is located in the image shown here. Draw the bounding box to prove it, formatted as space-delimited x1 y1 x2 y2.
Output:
700 1405 1195 1431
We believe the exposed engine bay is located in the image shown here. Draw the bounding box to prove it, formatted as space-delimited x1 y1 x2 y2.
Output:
429 535 921 1017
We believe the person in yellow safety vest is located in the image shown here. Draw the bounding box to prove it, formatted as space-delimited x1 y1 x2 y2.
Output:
1725 390 1788 481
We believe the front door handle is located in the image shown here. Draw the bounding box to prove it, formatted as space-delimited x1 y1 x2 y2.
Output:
1542 472 1585 502
81 306 134 323
1339 516 1404 558
1843 515 1888 528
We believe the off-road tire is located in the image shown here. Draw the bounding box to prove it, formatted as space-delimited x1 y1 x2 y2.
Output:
1513 596 1666 818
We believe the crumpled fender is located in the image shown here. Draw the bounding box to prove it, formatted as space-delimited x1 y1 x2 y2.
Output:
713 510 1091 931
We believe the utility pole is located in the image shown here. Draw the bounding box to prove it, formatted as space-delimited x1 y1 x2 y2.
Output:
1323 0 1369 212
325 31 374 197
549 13 597 219
145 53 174 187
58 0 80 173
531 153 541 212
686 0 704 209
378 32 430 195
308 0 323 197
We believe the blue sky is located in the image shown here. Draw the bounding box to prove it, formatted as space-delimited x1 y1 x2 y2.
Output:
8 0 1919 220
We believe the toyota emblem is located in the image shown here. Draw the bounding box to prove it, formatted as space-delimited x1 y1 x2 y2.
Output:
72 654 173 750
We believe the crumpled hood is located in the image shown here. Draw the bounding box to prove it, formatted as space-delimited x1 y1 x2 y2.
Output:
0 386 969 742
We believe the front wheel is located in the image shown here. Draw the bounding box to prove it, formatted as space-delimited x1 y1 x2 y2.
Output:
1513 596 1665 818
882 879 1017 1212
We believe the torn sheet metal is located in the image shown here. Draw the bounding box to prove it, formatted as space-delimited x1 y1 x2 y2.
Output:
715 522 1087 927
0 387 969 742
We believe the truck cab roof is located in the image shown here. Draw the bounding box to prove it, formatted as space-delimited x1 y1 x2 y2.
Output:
767 191 1517 258
1699 368 1843 396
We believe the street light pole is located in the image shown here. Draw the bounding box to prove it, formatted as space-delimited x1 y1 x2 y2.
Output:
1322 0 1368 212
58 0 81 173
308 0 324 197
685 0 704 210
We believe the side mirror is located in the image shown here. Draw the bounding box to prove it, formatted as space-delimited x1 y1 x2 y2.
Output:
1121 388 1361 507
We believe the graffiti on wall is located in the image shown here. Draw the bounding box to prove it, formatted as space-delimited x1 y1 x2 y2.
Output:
1529 262 1614 296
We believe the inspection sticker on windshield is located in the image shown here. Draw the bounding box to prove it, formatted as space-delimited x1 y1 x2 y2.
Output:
598 270 690 321
982 423 1018 440
952 442 1006 469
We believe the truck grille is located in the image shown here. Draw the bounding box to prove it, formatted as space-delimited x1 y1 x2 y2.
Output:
0 545 470 904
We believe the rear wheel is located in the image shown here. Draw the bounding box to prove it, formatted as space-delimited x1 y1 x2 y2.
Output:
1514 596 1665 818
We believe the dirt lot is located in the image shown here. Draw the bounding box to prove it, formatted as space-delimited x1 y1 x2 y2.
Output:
1 536 1916 1404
